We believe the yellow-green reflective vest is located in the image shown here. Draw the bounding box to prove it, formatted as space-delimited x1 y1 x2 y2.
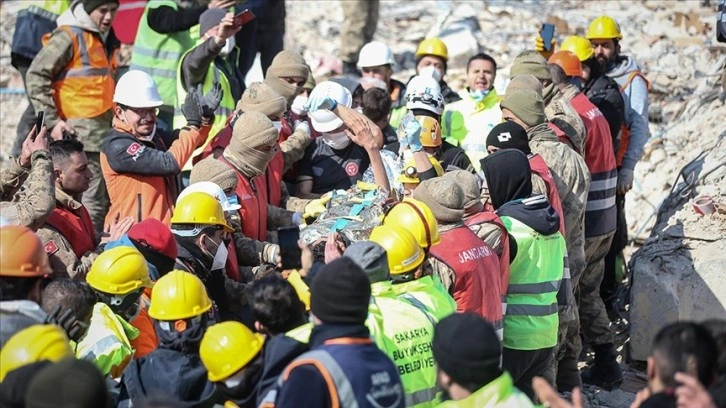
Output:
130 0 196 110
392 275 457 322
366 281 438 408
75 302 138 378
286 322 313 344
444 89 502 172
173 44 237 170
435 372 535 408
500 215 564 350
20 0 70 17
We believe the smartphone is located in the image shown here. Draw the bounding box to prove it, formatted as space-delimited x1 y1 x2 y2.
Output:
34 111 45 139
233 9 255 28
278 226 302 270
540 23 556 51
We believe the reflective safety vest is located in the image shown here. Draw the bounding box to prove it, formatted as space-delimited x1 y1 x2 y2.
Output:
428 226 503 333
286 322 313 344
464 211 510 294
174 46 237 170
43 26 117 120
528 154 566 235
435 372 535 408
388 79 409 129
12 1 70 60
499 215 564 351
367 281 437 408
76 302 138 378
392 275 456 322
45 202 96 258
219 156 269 241
444 89 502 172
130 0 195 109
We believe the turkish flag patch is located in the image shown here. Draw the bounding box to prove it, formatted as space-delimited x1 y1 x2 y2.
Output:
345 162 359 177
126 142 143 156
44 240 59 255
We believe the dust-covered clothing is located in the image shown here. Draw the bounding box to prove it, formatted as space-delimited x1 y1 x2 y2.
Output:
544 85 587 155
0 151 55 230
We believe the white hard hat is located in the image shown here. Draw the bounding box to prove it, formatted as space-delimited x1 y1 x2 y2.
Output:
405 75 444 115
357 41 395 70
308 81 352 133
177 181 241 212
113 70 164 108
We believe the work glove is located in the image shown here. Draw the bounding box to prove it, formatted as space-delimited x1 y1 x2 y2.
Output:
617 168 634 195
292 212 304 226
45 305 87 343
305 95 337 112
534 35 557 60
398 112 423 152
303 198 327 219
197 82 223 119
181 87 204 127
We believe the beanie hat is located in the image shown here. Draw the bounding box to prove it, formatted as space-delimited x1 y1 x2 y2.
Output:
82 0 118 14
432 313 501 385
0 361 52 408
199 8 226 37
190 157 239 191
25 358 111 408
230 111 279 151
127 219 178 261
485 121 531 155
344 241 390 284
443 170 483 215
413 178 465 223
509 51 552 82
482 149 533 210
236 82 286 118
505 74 543 96
266 51 309 80
500 89 546 127
304 68 317 91
310 257 371 325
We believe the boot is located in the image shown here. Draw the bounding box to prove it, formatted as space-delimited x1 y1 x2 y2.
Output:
581 343 623 390
557 356 583 392
342 61 361 77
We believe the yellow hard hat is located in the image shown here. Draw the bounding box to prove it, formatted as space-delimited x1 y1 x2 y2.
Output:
170 192 233 232
0 225 51 277
383 198 440 249
148 270 212 321
200 321 265 382
560 35 595 62
416 38 449 61
370 225 425 274
87 246 152 295
398 155 444 185
418 116 442 148
586 16 623 40
0 325 73 381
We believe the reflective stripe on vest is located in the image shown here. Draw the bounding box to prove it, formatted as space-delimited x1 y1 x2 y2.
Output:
45 26 116 119
75 303 137 378
392 277 457 322
499 215 563 350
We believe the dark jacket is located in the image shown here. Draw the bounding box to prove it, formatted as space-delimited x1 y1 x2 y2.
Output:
439 141 474 172
256 331 310 406
181 38 245 102
583 70 625 148
440 79 462 104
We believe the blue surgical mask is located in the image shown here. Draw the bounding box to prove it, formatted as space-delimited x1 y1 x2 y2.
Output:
469 89 490 103
226 194 239 207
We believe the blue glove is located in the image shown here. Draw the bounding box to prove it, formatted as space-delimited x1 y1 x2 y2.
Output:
403 116 423 152
305 95 337 112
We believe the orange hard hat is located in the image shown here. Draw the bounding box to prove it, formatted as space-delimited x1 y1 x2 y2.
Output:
0 225 51 277
548 51 584 78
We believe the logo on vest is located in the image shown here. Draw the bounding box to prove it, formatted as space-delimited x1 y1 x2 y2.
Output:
367 371 404 407
345 162 359 177
126 142 145 161
44 240 59 255
458 245 493 264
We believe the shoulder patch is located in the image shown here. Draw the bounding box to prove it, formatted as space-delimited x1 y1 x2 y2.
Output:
126 142 143 156
44 240 59 255
345 162 359 177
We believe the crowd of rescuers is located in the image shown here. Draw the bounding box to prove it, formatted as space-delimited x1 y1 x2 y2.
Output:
2 0 720 407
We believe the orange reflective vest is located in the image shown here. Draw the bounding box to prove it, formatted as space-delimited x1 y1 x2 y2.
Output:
43 25 117 119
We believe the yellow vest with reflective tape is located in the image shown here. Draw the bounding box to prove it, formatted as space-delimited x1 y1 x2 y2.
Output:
75 302 138 378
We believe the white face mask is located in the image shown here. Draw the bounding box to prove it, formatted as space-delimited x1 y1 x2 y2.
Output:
291 95 308 115
223 369 246 388
419 65 442 82
220 36 235 57
321 130 351 150
206 237 228 271
272 121 283 132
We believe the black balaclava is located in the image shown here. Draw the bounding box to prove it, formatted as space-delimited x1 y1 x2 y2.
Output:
481 149 532 210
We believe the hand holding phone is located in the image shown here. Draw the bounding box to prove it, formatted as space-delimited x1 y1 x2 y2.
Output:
278 226 302 270
233 9 255 28
33 111 45 141
540 23 556 52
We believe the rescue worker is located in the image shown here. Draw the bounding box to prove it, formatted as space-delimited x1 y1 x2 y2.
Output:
37 139 134 279
24 357 113 408
0 126 55 230
118 270 217 406
345 239 438 408
383 197 440 254
40 278 96 343
9 0 70 157
482 148 565 399
362 87 397 147
357 41 408 127
79 246 152 378
509 51 587 154
170 191 247 322
398 155 444 198
432 313 535 407
340 0 379 75
200 321 266 407
264 50 310 110
412 177 503 333
371 224 456 322
548 55 619 390
234 0 286 80
130 0 236 128
176 8 243 140
0 225 52 346
26 0 121 233
0 324 74 383
413 38 462 104
101 70 217 226
273 257 405 408
444 53 502 171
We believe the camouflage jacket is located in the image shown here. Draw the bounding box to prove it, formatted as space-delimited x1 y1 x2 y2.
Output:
280 126 311 173
544 85 587 156
228 215 279 267
0 151 55 229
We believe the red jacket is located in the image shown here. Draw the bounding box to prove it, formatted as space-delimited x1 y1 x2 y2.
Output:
528 154 566 236
219 156 268 241
265 151 284 207
429 226 503 329
45 204 96 258
464 211 511 293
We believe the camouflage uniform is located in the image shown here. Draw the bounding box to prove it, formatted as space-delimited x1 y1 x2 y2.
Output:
228 215 279 268
0 151 55 230
280 126 311 173
544 85 587 155
340 0 380 63
35 189 100 280
467 221 504 256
